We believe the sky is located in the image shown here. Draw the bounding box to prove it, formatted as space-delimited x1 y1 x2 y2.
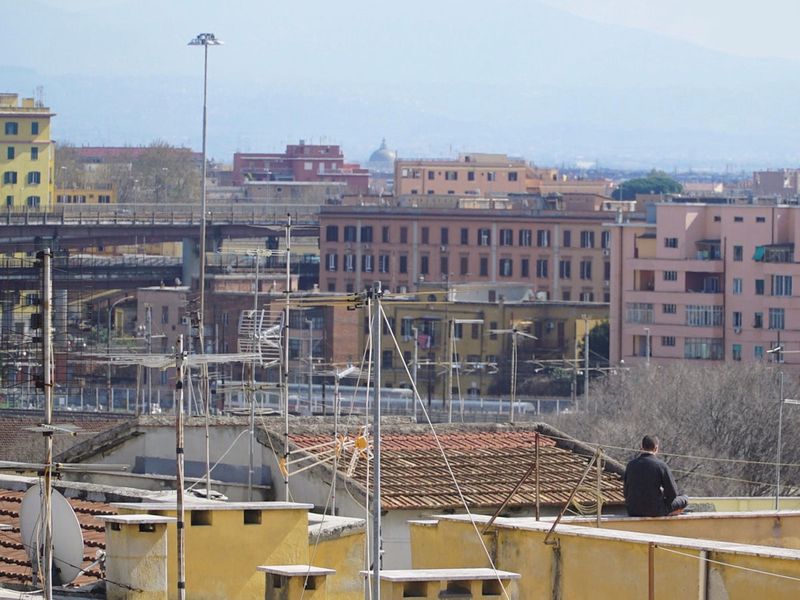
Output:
7 0 800 169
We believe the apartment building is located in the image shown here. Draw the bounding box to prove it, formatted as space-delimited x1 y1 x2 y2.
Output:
752 169 800 199
609 203 800 367
319 202 614 302
232 141 369 193
0 93 55 209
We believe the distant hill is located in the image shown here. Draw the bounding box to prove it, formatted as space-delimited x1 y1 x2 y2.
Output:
5 0 800 168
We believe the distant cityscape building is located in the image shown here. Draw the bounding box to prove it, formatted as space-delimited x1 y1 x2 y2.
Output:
752 169 800 199
232 141 369 194
366 138 396 173
609 202 800 367
0 93 55 209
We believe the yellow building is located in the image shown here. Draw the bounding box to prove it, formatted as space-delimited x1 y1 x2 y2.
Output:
55 184 115 205
376 292 608 399
0 93 55 209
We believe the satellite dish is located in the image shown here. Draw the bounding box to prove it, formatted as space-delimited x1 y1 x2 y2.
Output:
20 484 84 585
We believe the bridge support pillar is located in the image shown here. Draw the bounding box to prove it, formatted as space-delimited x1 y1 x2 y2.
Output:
182 237 200 291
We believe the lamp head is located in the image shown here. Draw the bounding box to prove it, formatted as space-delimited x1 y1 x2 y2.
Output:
189 33 223 46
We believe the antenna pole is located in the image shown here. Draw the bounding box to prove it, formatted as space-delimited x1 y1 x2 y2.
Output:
411 326 418 423
511 331 517 425
447 318 454 423
40 248 54 600
248 252 260 501
370 282 383 600
583 315 590 413
282 215 292 501
175 335 187 600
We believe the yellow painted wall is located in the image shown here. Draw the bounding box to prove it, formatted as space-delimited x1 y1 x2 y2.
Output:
694 497 800 512
309 530 365 600
410 518 800 599
119 507 310 600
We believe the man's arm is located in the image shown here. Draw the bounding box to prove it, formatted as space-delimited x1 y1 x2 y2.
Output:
660 461 680 503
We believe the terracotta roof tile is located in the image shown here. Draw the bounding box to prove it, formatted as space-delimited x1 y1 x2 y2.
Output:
0 488 116 588
291 429 624 511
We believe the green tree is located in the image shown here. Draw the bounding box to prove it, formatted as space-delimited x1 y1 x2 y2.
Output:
612 170 683 200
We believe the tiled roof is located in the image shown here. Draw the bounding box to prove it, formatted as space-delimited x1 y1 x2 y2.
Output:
0 489 115 588
0 412 131 463
291 427 624 511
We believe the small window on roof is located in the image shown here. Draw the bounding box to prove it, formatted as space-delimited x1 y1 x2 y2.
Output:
244 509 262 525
190 510 212 526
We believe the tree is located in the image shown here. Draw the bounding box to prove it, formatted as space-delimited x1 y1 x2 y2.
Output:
550 363 800 497
612 170 683 200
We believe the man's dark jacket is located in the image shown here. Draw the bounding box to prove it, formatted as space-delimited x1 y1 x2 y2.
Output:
623 452 680 517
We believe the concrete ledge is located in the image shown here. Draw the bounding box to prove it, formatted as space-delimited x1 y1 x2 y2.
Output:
104 514 176 525
361 568 520 582
258 565 335 577
113 500 314 511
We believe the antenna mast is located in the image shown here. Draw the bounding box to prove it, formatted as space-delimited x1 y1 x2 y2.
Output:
40 248 54 600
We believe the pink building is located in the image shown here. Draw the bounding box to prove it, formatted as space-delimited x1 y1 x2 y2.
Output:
609 203 800 367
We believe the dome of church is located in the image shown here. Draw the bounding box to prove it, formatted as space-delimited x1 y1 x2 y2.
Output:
368 138 396 168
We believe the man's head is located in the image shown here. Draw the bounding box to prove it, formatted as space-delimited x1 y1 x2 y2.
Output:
641 435 659 453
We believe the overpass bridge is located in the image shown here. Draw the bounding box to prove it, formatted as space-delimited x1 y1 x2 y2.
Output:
0 204 321 252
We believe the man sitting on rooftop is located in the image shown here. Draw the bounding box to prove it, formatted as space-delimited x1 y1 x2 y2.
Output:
624 435 688 517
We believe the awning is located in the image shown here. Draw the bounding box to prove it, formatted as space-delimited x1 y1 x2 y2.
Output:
753 246 765 261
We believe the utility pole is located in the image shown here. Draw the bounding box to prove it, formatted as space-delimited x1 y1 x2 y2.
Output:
511 330 518 425
411 326 418 423
306 318 314 414
175 336 187 600
447 318 454 423
40 249 54 600
146 304 152 413
282 216 292 501
248 252 260 502
370 282 383 600
583 315 590 413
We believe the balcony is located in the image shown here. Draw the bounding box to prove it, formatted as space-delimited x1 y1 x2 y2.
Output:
754 243 794 264
695 239 722 261
685 272 723 294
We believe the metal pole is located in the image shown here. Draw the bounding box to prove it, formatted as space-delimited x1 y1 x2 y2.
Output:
146 304 152 413
447 318 454 423
332 373 340 516
534 432 540 520
776 370 784 510
584 316 590 413
248 254 259 501
645 327 651 368
107 299 112 411
283 216 292 501
411 326 418 423
175 336 187 600
511 331 518 424
307 319 313 414
41 249 53 600
596 448 603 527
370 282 383 600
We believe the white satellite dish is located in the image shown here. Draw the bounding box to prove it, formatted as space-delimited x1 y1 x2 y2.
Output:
20 484 84 585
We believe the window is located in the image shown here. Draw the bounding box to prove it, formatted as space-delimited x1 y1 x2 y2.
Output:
453 322 463 339
754 345 764 359
685 305 724 327
771 275 793 296
325 225 339 242
326 253 338 272
460 228 469 245
382 226 390 243
755 279 765 295
379 254 389 273
460 256 468 275
664 237 678 248
580 231 595 248
713 215 721 222
508 171 518 181
519 229 532 247
361 254 373 272
734 216 743 223
467 171 475 181
733 311 742 329
536 259 548 278
343 226 357 242
477 228 491 246
5 195 12 207
754 312 763 329
399 255 408 274
733 278 742 295
489 322 498 340
604 261 611 280
559 259 571 279
98 194 110 203
499 258 513 277
471 324 480 339
563 230 572 248
626 303 654 323
161 306 169 324
440 256 448 276
684 338 724 360
601 230 611 249
420 255 429 275
562 290 571 301
732 344 742 361
663 303 677 314
733 245 743 261
344 254 355 272
580 291 594 302
580 260 592 280
26 196 40 207
662 336 676 347
401 317 413 337
6 147 13 160
31 122 39 135
381 350 393 368
521 258 530 277
499 229 513 246
769 308 785 330
3 172 17 184
537 230 550 247
4 122 18 135
486 171 496 181
479 257 489 276
361 226 373 243
442 170 457 181
663 270 677 281
426 170 434 181
756 216 766 223
440 227 449 245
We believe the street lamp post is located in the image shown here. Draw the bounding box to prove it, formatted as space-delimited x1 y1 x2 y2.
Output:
107 296 133 412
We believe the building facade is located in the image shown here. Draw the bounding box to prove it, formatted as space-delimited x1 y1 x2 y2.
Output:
319 203 614 302
609 203 800 367
394 153 531 196
0 93 55 209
